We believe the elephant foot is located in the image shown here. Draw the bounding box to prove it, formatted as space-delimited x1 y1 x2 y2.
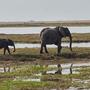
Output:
40 51 44 54
46 51 49 54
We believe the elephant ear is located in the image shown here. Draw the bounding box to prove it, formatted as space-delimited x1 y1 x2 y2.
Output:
64 28 71 35
59 27 66 37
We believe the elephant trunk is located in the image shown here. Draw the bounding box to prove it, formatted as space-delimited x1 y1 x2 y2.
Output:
69 35 72 51
13 44 16 52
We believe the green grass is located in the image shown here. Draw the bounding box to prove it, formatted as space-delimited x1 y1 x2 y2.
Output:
0 80 57 90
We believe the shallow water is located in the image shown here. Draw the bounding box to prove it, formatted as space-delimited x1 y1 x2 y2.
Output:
0 27 90 34
47 63 90 75
14 42 90 48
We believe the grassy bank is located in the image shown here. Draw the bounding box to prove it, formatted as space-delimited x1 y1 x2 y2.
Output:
0 33 90 43
0 47 89 63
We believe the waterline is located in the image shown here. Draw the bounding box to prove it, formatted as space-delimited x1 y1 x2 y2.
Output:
14 42 90 48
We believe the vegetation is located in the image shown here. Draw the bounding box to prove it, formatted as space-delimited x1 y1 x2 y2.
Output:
0 20 90 27
0 47 89 63
0 64 90 90
0 27 89 89
0 33 90 43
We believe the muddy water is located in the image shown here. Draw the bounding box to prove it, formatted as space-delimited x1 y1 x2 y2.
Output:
14 42 90 48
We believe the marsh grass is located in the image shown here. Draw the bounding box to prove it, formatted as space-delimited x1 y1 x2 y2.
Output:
0 80 57 90
0 64 58 78
0 64 90 89
0 33 90 43
0 70 90 90
0 47 90 62
11 47 90 60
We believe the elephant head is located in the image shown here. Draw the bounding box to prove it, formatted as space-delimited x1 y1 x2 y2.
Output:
7 39 16 52
58 27 72 51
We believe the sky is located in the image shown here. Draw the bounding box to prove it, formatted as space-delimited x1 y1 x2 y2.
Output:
0 0 90 21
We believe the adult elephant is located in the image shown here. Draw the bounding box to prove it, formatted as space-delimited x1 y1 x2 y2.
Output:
40 26 72 54
0 39 15 55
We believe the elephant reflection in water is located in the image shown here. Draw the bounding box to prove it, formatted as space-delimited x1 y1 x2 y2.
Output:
0 39 15 55
55 64 62 74
40 26 72 54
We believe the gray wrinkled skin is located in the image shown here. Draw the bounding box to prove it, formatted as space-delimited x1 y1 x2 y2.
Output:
40 26 72 54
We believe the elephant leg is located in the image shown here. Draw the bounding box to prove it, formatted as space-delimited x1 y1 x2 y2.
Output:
40 42 44 54
58 45 62 54
4 48 6 55
44 45 48 53
7 47 11 55
57 39 62 54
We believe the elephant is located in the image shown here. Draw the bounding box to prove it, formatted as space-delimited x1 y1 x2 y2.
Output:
0 39 15 55
40 26 72 54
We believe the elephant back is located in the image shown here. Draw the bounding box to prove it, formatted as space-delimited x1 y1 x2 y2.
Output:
40 28 59 44
0 39 8 48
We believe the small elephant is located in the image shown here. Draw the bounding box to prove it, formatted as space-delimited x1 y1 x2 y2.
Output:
40 26 72 54
0 39 15 55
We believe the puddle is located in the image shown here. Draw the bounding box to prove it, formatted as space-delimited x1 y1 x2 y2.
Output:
0 67 12 72
47 63 90 75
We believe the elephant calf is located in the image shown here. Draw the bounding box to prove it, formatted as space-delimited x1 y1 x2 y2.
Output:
0 39 15 55
40 26 72 54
